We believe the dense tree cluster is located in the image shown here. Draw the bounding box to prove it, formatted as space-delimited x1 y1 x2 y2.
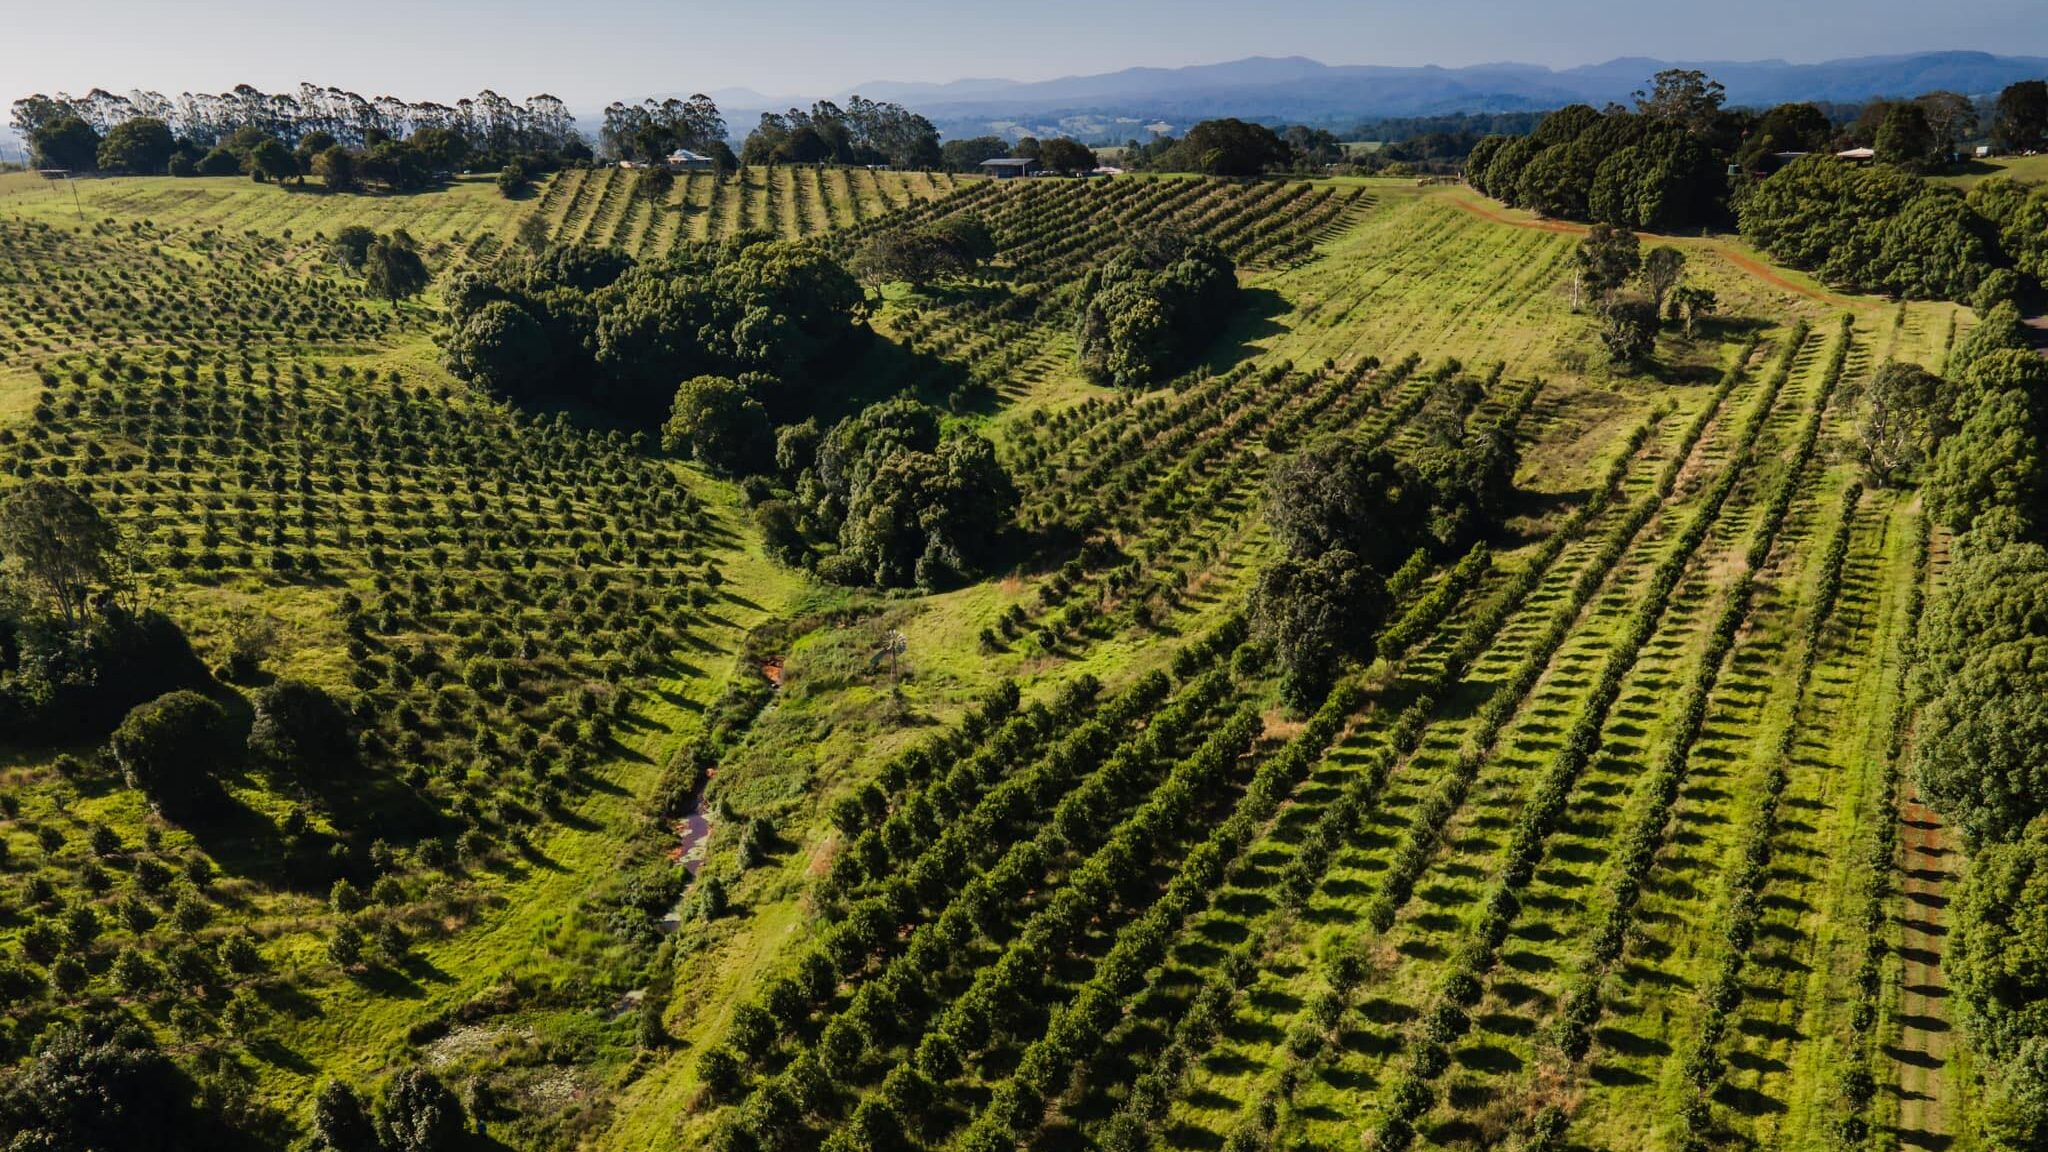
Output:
443 237 865 420
0 1016 202 1151
110 690 231 816
13 84 588 177
1347 110 1547 147
1968 177 2048 290
1130 118 1295 177
442 233 1020 588
1852 359 1950 486
940 135 1012 172
740 98 941 170
934 134 1096 174
1252 365 1520 706
308 1068 470 1152
597 94 733 166
1738 156 1995 300
1926 319 2048 542
1465 93 1725 230
853 215 995 286
1034 136 1098 174
1466 74 2048 289
1114 124 1351 175
1250 546 1383 710
759 398 1017 589
663 375 771 475
1280 125 1346 167
1074 230 1239 387
361 231 430 300
247 679 354 773
1953 818 2048 1151
1569 224 1714 367
1991 79 2048 154
1912 308 2048 1147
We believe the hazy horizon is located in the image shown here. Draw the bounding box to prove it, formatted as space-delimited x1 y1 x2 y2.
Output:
5 0 2046 109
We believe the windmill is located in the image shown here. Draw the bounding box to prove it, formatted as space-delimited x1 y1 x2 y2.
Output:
870 630 909 690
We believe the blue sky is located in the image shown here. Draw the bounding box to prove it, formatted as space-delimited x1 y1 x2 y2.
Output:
5 0 2046 106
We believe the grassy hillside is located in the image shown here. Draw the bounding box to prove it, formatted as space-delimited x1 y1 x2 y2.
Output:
1926 151 2048 188
0 168 1978 1152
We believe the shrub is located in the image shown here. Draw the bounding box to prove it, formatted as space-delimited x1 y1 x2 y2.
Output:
109 691 230 814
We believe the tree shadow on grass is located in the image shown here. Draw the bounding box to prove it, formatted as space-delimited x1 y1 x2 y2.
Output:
1477 1010 1538 1036
1165 1123 1225 1152
1714 1081 1787 1117
1896 1126 1955 1151
1194 287 1294 374
1590 1061 1652 1087
171 789 303 888
255 980 322 1021
1596 1025 1670 1058
1454 1044 1524 1073
247 1036 318 1074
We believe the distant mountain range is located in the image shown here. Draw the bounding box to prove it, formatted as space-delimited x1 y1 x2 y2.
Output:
7 50 2043 157
697 50 2048 144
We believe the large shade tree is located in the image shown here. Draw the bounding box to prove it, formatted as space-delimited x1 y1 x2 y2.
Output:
0 481 117 629
663 375 772 475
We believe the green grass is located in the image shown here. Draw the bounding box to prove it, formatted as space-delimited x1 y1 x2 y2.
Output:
1926 152 2048 188
0 170 530 246
0 167 1978 1151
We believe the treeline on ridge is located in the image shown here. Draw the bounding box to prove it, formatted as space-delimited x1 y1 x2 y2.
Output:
11 85 590 187
1465 71 2048 306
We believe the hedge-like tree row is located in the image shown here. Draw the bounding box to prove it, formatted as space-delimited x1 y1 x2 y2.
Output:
1665 479 1866 1150
1083 401 1676 1150
1738 158 2008 302
1499 319 1850 1147
1737 165 2048 307
1905 288 2048 1146
951 377 1572 1145
1537 327 1823 1069
697 669 1241 1144
1365 321 1836 1150
1836 509 1930 1146
942 681 1366 1152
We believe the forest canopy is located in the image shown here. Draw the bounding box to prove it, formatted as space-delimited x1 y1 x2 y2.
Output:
441 236 866 421
12 85 589 179
1463 73 2048 307
739 97 941 169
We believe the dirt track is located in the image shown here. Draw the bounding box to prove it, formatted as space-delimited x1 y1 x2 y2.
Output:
1894 789 1957 1149
1437 189 1871 309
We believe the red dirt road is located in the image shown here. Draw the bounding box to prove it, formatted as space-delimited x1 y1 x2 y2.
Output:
1894 790 1958 1150
1438 189 1871 309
